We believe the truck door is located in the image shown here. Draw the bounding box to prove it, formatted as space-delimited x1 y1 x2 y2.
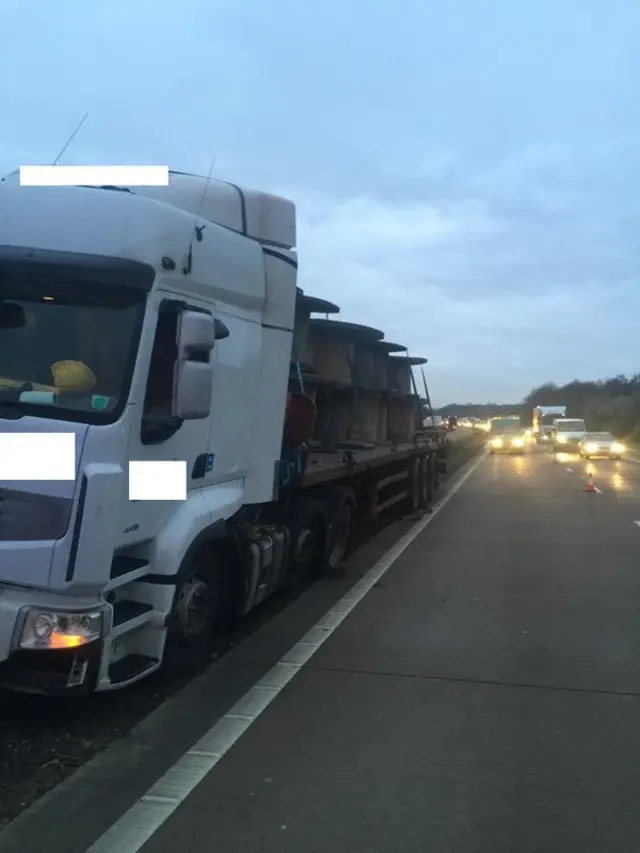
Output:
120 294 215 545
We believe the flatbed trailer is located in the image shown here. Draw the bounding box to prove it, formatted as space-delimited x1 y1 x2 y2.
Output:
300 435 447 518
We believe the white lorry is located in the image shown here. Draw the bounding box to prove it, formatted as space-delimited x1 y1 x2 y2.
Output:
532 405 567 443
0 170 448 696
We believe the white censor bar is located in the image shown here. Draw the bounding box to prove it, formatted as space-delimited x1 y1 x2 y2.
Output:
19 165 169 187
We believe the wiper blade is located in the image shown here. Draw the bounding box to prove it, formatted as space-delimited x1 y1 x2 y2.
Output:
0 383 33 401
0 399 26 419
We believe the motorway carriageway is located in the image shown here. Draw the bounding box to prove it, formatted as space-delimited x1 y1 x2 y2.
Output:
4 441 640 853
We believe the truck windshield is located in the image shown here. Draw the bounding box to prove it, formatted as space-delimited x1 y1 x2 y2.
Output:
541 413 563 424
557 420 585 431
0 277 145 422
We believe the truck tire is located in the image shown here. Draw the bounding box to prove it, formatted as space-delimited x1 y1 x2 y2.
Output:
163 550 222 677
405 457 421 512
433 453 441 491
324 487 355 571
418 454 433 510
286 497 327 584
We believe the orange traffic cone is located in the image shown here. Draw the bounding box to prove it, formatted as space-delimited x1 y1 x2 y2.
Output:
585 471 597 493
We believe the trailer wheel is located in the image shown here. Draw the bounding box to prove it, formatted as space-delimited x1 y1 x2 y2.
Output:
437 441 449 474
418 455 433 510
432 453 441 491
404 457 421 512
325 487 355 570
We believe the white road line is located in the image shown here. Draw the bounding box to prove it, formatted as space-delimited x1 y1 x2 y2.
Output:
634 521 640 529
565 467 573 473
85 450 486 853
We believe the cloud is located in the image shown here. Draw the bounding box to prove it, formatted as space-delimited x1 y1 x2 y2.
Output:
1 0 639 404
281 133 640 404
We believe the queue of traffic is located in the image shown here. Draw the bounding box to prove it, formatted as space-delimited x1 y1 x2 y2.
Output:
487 412 627 459
436 411 629 460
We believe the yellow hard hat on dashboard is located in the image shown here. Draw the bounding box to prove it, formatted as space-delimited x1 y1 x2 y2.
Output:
50 360 96 393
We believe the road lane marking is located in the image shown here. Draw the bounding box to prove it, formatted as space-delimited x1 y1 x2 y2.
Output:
565 467 573 473
85 450 488 853
634 521 640 529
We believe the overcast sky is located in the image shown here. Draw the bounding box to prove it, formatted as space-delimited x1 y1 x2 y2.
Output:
1 0 639 405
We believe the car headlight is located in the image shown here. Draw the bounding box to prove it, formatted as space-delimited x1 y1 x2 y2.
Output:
18 608 104 650
611 442 625 454
511 437 524 447
491 438 503 447
557 435 568 443
541 434 548 441
584 443 598 453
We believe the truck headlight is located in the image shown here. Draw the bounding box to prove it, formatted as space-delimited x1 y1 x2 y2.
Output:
491 438 503 447
557 435 568 444
18 608 104 650
611 442 625 454
511 438 524 447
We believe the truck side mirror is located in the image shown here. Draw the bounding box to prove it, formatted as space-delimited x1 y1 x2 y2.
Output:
172 310 215 420
214 319 230 340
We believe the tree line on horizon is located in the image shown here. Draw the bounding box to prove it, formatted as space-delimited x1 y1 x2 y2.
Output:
436 373 640 441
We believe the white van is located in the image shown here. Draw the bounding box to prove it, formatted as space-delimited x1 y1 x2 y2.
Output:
551 418 587 451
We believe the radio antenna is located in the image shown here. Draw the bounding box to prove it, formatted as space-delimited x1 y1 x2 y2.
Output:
53 112 89 166
196 153 217 222
183 153 216 275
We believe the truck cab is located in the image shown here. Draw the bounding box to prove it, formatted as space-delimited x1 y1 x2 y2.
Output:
533 405 567 443
0 171 298 694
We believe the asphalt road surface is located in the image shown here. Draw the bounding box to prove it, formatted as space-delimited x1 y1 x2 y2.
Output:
5 444 640 853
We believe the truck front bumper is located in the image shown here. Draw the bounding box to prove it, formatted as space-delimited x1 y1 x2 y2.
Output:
0 586 106 696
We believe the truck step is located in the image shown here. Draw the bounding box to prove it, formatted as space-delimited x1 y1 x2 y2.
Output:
108 653 159 686
107 555 150 590
112 599 154 637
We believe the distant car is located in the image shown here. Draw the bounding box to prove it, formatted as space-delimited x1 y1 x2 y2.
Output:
578 432 626 460
489 428 527 455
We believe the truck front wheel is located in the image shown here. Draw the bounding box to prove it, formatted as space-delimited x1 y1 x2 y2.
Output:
163 555 222 676
287 498 327 585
